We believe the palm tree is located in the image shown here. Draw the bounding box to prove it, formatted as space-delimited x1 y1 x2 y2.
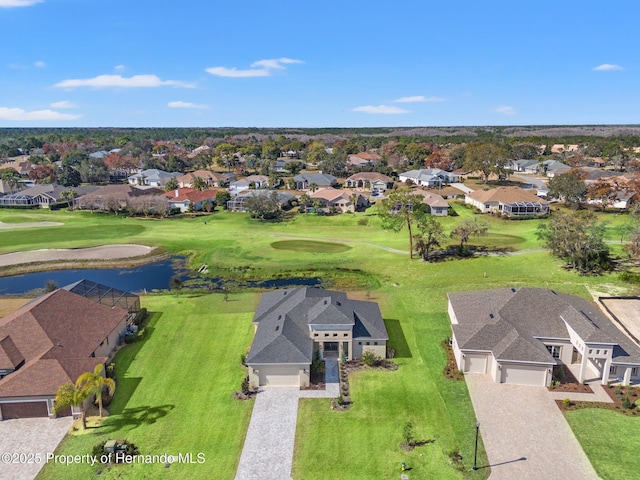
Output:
192 176 208 191
1 168 21 194
61 188 78 210
76 364 116 418
349 193 359 212
54 382 90 429
309 182 318 193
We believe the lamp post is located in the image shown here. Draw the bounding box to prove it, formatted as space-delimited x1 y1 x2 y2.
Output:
473 421 480 471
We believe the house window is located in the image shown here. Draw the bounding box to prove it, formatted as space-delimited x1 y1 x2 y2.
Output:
358 342 362 345
546 345 561 359
333 333 338 337
589 349 593 354
366 342 370 345
633 368 638 376
314 333 318 337
603 350 607 355
324 333 329 337
374 342 378 345
343 333 348 337
596 350 600 355
609 365 617 374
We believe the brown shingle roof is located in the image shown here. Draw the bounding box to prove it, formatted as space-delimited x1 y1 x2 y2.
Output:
468 187 548 205
0 335 24 369
0 289 128 397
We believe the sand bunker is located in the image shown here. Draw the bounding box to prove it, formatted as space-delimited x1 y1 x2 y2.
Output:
0 221 63 229
0 244 155 267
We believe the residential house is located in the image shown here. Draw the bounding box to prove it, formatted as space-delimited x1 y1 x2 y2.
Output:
293 173 337 190
347 152 382 169
465 187 549 217
246 288 388 388
551 144 579 154
0 285 137 419
127 169 181 187
307 187 366 213
344 172 392 192
1 160 34 177
163 188 218 213
411 190 450 216
0 184 99 208
448 288 640 387
77 184 165 211
176 170 219 188
229 175 271 194
226 190 295 212
541 160 571 177
399 168 459 187
506 159 540 173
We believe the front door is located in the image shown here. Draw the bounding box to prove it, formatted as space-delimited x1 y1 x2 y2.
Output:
324 342 338 353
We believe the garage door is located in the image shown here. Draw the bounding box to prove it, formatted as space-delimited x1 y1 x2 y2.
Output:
501 364 547 386
259 366 300 386
1 401 48 419
465 353 488 373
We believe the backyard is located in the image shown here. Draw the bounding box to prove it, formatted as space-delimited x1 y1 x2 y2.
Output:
0 206 636 478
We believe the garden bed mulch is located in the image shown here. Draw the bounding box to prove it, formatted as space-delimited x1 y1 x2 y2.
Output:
441 340 464 381
556 385 640 416
548 366 593 393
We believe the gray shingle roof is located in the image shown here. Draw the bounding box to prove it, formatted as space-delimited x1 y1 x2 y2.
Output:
247 288 387 365
449 288 640 365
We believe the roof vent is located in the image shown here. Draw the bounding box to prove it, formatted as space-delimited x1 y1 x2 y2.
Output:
324 299 327 305
336 301 341 306
278 315 282 320
489 313 494 319
511 288 516 293
275 326 280 331
283 291 287 295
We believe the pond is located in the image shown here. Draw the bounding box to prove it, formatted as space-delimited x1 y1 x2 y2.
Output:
0 258 321 295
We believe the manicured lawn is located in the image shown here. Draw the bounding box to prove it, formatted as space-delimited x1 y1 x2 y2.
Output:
38 293 257 480
1 207 637 479
270 239 352 253
564 409 640 480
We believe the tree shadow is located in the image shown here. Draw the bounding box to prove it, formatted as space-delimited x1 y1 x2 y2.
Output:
385 319 412 358
107 312 162 413
99 404 175 434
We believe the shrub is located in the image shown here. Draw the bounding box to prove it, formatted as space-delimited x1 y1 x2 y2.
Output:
622 396 633 409
361 351 379 367
357 218 368 226
240 353 247 366
562 398 573 407
447 448 465 471
241 376 250 395
91 442 105 457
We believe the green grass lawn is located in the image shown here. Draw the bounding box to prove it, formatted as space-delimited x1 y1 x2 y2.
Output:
564 409 640 480
37 293 257 480
1 207 637 479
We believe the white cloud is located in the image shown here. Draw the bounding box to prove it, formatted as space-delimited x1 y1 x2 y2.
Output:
496 105 516 115
168 101 208 109
0 107 81 121
394 95 445 103
50 101 77 109
0 0 42 8
206 57 302 78
251 58 303 69
34 60 46 68
205 67 270 78
352 105 410 114
114 65 125 71
53 74 195 89
593 63 623 71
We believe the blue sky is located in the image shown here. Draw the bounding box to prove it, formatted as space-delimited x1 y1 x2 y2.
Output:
0 0 637 127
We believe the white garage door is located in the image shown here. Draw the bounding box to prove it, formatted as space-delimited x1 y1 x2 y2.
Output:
259 366 300 386
465 353 488 373
501 364 547 386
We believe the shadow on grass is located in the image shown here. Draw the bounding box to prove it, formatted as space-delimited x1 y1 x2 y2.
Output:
100 404 175 434
385 319 412 358
477 456 526 469
107 312 163 414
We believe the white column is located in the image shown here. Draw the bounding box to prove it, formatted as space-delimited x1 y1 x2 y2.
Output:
602 355 612 385
579 351 588 383
623 367 633 386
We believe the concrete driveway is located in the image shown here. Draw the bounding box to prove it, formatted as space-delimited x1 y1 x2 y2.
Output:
465 374 599 480
0 417 73 480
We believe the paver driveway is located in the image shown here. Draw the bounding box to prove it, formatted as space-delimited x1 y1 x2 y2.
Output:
466 374 599 480
235 355 339 480
0 417 73 480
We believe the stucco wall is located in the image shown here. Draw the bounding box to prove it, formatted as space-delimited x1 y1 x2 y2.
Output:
94 317 128 358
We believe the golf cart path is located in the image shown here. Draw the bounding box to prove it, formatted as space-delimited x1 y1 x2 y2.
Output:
0 244 156 267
